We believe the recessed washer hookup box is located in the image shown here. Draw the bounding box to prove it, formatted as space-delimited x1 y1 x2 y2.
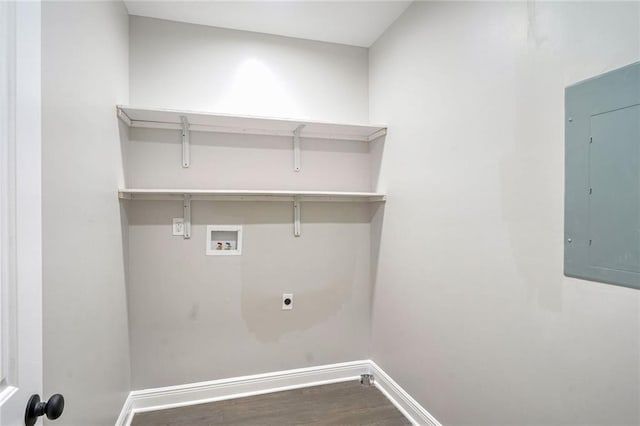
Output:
206 225 243 256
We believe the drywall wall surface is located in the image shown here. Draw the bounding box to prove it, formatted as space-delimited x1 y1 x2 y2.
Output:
129 16 369 123
42 2 131 424
127 201 374 388
369 2 640 425
125 128 372 191
125 15 374 389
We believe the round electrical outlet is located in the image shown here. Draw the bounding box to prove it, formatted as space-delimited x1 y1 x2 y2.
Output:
282 293 293 310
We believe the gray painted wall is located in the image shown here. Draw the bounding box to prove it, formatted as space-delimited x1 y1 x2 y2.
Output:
125 128 373 192
369 2 640 425
126 17 374 389
126 201 374 388
42 2 131 424
129 16 369 123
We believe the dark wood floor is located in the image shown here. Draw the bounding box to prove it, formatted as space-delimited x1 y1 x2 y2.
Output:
131 380 411 425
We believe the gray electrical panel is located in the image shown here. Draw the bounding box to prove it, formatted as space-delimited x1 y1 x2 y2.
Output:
565 62 639 289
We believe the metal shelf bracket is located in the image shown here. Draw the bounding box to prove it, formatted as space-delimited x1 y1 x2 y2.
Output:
293 196 301 237
181 115 190 168
183 194 191 239
117 107 132 126
293 124 305 172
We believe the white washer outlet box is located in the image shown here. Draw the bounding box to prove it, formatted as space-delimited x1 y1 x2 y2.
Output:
206 225 243 256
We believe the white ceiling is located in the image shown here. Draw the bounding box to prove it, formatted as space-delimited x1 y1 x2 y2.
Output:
123 1 413 47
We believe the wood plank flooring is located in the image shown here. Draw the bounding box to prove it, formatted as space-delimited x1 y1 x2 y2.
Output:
131 380 411 425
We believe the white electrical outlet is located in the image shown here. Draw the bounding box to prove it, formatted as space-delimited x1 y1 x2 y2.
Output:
282 293 293 310
172 218 184 236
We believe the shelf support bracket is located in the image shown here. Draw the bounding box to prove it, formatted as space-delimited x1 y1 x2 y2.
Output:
181 115 190 168
183 194 191 239
293 196 301 237
293 125 305 172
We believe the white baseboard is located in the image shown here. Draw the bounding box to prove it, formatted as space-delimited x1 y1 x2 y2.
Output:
115 360 369 426
115 360 440 426
115 396 134 426
369 361 442 426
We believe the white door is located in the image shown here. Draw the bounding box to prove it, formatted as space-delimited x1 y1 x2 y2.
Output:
0 1 44 425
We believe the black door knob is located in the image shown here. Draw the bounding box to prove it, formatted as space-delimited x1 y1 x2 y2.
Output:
24 393 64 426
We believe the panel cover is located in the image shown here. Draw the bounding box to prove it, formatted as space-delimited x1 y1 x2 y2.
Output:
565 62 640 289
